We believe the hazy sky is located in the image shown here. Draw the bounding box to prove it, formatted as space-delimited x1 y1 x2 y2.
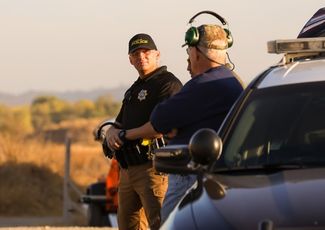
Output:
0 0 324 95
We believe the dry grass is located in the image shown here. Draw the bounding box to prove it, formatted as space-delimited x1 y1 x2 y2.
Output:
0 118 111 217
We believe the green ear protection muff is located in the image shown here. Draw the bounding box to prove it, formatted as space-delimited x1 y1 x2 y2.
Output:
183 10 233 48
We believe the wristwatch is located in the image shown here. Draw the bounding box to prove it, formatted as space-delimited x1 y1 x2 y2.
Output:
118 129 127 143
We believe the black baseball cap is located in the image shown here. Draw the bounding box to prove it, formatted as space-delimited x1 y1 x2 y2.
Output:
128 33 157 54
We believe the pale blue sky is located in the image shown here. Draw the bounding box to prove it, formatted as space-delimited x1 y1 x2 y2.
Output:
0 0 324 94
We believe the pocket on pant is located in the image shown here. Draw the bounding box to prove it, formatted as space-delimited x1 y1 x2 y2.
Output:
152 175 168 198
153 188 164 197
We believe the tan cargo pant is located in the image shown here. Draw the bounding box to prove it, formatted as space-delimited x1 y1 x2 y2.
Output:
118 161 168 230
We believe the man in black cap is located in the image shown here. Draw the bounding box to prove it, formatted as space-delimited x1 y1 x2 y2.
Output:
105 33 182 230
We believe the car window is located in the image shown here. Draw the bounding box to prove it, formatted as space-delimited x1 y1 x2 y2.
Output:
218 81 325 169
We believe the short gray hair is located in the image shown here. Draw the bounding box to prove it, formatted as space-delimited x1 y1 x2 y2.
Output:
198 24 228 50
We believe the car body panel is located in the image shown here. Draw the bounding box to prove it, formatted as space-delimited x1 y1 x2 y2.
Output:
207 168 325 229
258 58 325 89
163 168 325 230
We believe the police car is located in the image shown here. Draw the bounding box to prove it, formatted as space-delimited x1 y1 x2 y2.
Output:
154 34 325 229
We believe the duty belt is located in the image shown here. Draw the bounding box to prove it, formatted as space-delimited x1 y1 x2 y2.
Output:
115 137 166 169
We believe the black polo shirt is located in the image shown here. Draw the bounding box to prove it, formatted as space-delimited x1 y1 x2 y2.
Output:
116 66 182 129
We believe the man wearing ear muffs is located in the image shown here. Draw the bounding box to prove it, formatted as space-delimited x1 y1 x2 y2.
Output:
111 20 244 224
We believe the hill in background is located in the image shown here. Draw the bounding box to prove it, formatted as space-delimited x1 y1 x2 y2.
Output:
0 86 128 106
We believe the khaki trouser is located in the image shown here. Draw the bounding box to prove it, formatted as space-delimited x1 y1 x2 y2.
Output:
118 161 168 230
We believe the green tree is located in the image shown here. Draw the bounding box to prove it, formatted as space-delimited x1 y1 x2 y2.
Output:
31 96 69 132
95 94 121 117
29 94 121 132
11 106 34 134
74 99 96 118
0 104 33 135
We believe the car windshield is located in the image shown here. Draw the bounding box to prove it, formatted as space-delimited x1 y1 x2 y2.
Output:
216 81 325 170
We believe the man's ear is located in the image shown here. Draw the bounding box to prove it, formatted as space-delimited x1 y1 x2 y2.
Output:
129 55 134 65
155 50 161 61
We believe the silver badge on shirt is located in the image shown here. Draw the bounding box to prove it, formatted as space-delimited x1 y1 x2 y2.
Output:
138 89 148 101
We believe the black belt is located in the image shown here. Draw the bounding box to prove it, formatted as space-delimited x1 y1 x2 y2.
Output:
116 138 165 169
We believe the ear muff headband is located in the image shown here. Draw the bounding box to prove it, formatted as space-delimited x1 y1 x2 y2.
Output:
188 10 227 25
184 10 233 48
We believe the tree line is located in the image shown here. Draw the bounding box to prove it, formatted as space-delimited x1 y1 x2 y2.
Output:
0 94 121 135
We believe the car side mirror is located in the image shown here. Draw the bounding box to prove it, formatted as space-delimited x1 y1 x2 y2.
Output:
153 145 196 174
189 128 222 166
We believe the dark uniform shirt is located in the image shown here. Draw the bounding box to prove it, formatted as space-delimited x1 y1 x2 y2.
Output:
116 66 183 130
150 65 244 145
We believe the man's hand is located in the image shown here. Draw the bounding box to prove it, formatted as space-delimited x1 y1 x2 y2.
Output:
106 126 123 150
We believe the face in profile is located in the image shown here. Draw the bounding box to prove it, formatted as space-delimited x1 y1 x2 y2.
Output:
187 58 193 77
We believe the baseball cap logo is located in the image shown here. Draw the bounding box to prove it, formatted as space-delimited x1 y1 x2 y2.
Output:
128 33 157 54
131 39 149 46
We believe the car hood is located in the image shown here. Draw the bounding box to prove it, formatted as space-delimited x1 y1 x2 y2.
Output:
189 167 325 229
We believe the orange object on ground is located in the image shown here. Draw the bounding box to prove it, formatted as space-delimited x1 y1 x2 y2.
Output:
105 158 119 212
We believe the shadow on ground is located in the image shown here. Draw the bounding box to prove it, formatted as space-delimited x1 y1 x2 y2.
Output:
0 162 87 226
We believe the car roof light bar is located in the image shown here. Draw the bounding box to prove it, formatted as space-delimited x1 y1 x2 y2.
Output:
267 37 325 54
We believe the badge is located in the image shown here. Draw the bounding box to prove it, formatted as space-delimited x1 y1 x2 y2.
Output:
137 89 148 101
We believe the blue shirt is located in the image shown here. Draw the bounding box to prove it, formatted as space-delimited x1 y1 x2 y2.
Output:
150 66 243 145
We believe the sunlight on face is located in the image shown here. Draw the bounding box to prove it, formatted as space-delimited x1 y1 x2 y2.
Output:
129 49 160 76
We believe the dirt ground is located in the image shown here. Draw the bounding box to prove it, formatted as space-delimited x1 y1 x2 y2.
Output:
0 228 117 230
0 216 118 230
